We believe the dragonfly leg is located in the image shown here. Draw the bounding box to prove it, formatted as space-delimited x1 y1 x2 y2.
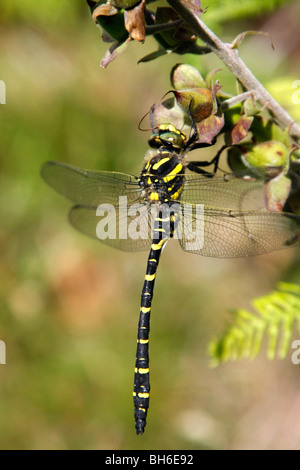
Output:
187 144 228 176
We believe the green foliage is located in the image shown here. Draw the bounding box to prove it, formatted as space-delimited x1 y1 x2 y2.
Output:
266 77 300 122
0 0 292 30
0 0 86 27
209 283 300 365
204 0 292 27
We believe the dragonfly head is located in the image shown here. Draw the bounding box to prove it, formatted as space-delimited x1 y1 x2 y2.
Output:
148 124 187 152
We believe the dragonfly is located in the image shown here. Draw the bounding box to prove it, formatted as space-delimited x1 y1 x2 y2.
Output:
41 122 300 435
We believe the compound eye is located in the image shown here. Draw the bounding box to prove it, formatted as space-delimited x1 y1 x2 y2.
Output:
161 132 184 148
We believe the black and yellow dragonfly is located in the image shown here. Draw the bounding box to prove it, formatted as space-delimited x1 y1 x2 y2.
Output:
41 124 300 435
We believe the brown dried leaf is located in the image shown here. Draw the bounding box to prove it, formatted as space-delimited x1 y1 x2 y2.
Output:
228 115 254 145
124 0 146 42
196 113 225 144
92 3 118 21
232 30 275 50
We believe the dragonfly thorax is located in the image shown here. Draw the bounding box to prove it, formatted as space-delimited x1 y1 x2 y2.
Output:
139 149 185 204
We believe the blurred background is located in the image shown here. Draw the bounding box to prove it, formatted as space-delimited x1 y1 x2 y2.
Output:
0 0 300 450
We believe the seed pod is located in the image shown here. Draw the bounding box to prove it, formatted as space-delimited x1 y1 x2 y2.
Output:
174 88 213 122
241 141 289 169
171 63 206 90
265 173 292 212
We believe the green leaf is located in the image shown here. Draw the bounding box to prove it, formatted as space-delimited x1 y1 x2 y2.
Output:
209 283 300 366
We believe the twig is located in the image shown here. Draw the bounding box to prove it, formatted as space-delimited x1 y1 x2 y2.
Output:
167 0 300 144
220 91 254 110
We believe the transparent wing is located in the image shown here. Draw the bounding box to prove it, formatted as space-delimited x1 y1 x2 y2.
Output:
69 204 152 252
181 170 271 211
176 205 300 258
41 161 152 251
42 162 300 257
41 161 142 206
177 170 300 257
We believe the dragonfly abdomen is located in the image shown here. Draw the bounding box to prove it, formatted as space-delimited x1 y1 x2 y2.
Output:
133 232 169 434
